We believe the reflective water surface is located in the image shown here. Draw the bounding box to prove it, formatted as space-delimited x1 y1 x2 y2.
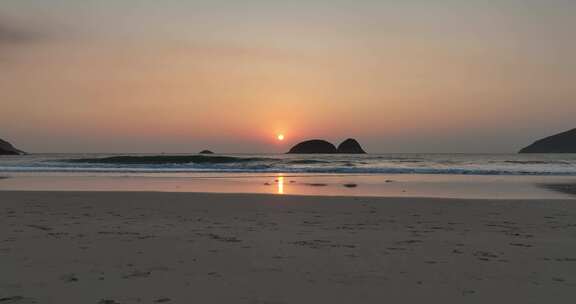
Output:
1 172 576 199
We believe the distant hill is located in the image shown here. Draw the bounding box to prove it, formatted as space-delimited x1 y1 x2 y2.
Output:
0 138 25 155
519 128 576 153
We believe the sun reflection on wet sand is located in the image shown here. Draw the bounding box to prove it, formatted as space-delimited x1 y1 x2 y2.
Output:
2 174 574 199
277 175 284 194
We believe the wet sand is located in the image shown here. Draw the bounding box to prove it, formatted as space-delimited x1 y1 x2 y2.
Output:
2 174 576 199
1 191 575 303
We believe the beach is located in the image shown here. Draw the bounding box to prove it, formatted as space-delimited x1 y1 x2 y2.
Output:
1 191 575 303
3 0 576 302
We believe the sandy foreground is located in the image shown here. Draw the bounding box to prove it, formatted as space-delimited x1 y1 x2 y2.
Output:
1 191 575 304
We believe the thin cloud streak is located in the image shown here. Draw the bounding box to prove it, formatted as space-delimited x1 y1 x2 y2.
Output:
0 18 50 45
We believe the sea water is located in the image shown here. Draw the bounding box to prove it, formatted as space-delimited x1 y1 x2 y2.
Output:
1 153 576 198
1 153 576 175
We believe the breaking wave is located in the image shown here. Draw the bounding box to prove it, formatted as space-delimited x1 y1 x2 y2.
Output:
1 153 576 176
67 155 277 164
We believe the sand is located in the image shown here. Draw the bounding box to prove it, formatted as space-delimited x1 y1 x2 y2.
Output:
1 191 575 303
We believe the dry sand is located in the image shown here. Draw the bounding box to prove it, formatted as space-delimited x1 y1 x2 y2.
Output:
1 191 575 303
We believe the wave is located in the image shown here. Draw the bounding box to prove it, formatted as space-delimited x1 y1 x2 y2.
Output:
2 165 576 176
502 160 571 165
287 159 331 164
67 155 277 164
374 156 425 161
2 153 576 176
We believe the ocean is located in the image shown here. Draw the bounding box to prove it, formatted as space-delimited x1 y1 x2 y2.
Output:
1 153 576 176
1 153 576 198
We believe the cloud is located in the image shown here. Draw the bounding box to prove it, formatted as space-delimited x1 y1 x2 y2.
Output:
0 19 48 46
0 17 58 66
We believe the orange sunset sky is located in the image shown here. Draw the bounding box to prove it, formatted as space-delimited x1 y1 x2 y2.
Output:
1 0 575 153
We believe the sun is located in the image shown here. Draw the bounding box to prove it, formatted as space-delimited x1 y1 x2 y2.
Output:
277 134 285 141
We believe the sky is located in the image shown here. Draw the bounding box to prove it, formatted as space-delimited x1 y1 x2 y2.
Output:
1 0 575 153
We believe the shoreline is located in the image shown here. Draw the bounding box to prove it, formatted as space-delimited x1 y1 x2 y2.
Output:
1 191 576 303
1 189 576 201
1 174 576 199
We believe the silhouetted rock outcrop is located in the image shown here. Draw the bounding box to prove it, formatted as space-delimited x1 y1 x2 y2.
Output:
337 138 366 154
199 150 214 154
0 138 25 155
287 140 337 154
519 128 576 153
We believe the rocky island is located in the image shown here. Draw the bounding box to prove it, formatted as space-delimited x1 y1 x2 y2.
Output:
519 128 576 153
288 138 367 154
336 138 366 154
287 139 337 154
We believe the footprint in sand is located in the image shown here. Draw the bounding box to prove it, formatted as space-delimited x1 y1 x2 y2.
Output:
0 296 37 304
98 300 120 304
60 273 79 283
122 270 152 279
